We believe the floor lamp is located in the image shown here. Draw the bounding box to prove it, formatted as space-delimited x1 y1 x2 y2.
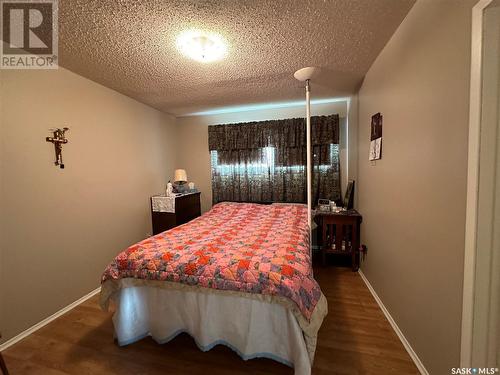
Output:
294 66 318 253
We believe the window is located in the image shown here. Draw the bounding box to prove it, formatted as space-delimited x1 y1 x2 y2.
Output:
208 116 341 204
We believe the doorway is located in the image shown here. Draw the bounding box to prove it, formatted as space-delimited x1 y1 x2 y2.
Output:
462 0 500 368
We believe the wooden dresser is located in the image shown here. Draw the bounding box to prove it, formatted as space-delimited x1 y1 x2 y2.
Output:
151 192 201 235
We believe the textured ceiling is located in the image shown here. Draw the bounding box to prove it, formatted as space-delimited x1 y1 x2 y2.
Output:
58 0 415 116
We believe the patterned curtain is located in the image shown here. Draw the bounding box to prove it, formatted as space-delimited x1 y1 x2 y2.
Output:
208 115 341 205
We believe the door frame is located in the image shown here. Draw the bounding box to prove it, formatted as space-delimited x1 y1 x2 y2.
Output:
461 0 497 366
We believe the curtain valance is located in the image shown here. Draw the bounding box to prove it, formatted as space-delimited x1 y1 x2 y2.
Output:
208 114 339 151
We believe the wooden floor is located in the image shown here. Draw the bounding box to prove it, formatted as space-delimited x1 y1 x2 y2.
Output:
2 267 419 374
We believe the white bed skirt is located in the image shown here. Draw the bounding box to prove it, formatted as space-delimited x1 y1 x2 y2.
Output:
113 286 312 375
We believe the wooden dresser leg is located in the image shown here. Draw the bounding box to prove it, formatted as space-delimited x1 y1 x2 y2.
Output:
351 249 357 271
352 222 359 271
0 352 9 375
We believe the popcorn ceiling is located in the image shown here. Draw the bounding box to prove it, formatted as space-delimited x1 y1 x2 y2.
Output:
59 0 414 116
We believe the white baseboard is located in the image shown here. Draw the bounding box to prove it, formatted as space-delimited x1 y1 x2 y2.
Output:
0 286 101 352
358 269 429 375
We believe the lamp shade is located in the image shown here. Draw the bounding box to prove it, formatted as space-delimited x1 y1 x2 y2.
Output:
174 169 187 183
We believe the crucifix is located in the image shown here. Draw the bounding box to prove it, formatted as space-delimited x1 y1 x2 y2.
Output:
46 127 69 169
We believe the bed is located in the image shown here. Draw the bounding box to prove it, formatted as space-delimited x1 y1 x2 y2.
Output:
100 202 327 375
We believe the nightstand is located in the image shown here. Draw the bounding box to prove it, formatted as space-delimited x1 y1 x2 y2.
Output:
314 209 362 270
151 192 201 235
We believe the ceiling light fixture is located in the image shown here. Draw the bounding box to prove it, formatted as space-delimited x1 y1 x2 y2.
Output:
176 30 227 63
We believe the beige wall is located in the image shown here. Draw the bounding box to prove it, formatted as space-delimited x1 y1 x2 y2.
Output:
356 0 474 373
0 67 177 343
176 101 350 213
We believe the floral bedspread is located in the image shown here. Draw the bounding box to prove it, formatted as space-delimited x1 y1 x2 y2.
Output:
101 202 322 320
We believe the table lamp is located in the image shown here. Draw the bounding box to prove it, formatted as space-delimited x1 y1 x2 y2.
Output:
173 169 188 193
174 169 187 184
